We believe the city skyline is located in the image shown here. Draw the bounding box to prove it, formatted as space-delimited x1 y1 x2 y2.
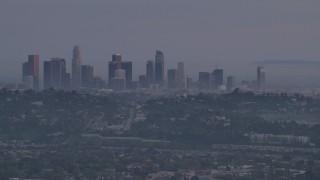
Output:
5 47 320 89
18 49 267 92
1 1 320 88
5 45 318 90
9 46 320 91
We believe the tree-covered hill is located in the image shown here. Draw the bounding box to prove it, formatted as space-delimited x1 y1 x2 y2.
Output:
1 88 320 147
0 89 117 141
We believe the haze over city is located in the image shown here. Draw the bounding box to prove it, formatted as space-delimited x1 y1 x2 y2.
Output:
4 1 320 179
1 0 320 88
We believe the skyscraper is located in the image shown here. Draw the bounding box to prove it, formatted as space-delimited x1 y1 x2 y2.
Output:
72 45 82 89
226 76 236 93
22 55 40 90
43 61 52 89
212 69 223 89
167 69 177 89
29 55 40 90
146 60 155 86
108 54 132 88
81 65 94 89
121 61 133 86
108 61 119 84
198 72 211 89
51 58 67 89
110 69 126 91
155 50 165 86
257 66 266 90
177 62 186 89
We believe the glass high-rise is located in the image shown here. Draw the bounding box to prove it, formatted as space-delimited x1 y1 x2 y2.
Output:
146 60 155 86
212 69 223 89
155 50 165 86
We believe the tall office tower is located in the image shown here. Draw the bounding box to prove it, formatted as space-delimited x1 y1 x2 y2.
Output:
226 76 236 93
51 58 67 89
24 55 40 90
121 61 133 86
43 61 52 89
108 61 119 84
72 45 82 89
187 77 192 89
155 50 165 86
146 60 155 86
110 69 126 91
167 69 177 89
177 62 186 89
212 69 223 89
108 54 132 88
198 72 211 89
81 65 94 89
257 66 266 90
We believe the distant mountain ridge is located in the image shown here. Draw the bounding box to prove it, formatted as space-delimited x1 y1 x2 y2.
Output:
255 60 320 66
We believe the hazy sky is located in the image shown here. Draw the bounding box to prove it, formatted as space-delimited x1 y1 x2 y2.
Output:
1 0 320 87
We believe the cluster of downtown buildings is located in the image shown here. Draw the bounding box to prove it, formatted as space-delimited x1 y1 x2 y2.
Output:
20 45 266 92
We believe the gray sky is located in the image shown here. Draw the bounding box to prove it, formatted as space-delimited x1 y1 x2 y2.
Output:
1 0 320 87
